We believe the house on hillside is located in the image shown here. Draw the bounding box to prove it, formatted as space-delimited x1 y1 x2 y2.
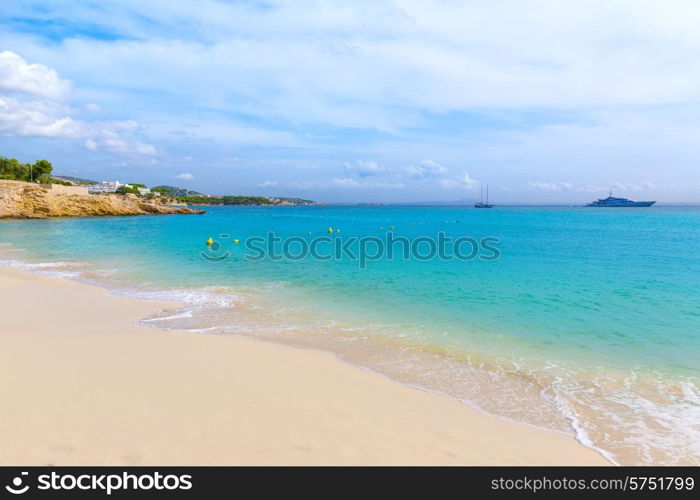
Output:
87 181 124 194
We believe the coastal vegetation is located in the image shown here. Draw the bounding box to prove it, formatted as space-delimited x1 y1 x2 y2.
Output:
1 156 319 206
0 156 53 182
0 179 205 218
115 185 142 195
53 175 98 185
176 194 271 205
40 178 72 186
152 186 318 206
151 185 202 197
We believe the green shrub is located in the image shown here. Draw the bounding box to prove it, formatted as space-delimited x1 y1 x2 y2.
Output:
0 156 53 182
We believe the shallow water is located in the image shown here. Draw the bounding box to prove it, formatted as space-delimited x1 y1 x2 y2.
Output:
1 205 699 464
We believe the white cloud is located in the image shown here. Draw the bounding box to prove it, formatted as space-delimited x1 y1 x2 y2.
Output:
3 2 700 200
288 180 319 190
612 181 655 191
101 133 157 156
405 159 448 179
258 180 278 187
343 160 384 177
0 51 157 157
0 96 82 138
289 177 404 190
331 177 405 189
528 181 573 192
339 158 453 186
12 0 700 132
331 177 362 188
0 50 71 100
440 172 479 190
522 181 654 194
288 159 473 192
338 158 456 188
113 158 158 169
175 172 194 180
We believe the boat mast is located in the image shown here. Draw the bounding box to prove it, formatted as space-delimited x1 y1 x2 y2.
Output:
486 184 489 205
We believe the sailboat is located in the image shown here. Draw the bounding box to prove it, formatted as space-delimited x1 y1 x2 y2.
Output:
474 183 493 208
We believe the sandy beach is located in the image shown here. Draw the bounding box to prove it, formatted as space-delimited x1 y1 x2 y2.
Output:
0 266 609 465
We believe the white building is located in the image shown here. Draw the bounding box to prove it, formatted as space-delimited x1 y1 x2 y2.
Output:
87 181 124 194
87 181 151 195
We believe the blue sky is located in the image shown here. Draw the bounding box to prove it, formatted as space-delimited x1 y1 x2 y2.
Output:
1 0 700 203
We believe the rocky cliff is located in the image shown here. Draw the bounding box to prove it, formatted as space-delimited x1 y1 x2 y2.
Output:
0 180 205 218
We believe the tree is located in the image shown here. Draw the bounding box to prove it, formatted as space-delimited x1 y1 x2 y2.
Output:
31 159 53 181
116 185 140 195
0 157 53 182
0 157 28 180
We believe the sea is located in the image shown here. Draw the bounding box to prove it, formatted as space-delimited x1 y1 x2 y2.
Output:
1 204 698 465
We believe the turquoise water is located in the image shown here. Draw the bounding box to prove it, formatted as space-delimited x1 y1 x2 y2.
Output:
1 205 699 464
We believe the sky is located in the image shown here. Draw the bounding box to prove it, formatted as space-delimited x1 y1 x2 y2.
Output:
1 0 700 203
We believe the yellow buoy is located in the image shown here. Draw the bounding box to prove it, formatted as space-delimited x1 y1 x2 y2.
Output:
389 225 395 230
233 238 240 244
327 226 333 233
206 237 213 246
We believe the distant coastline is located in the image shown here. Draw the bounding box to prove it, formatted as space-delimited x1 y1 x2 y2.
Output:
0 180 205 219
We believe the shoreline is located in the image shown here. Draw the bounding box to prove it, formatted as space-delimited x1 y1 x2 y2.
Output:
0 265 609 465
0 179 205 218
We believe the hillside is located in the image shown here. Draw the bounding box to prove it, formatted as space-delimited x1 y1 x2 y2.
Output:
0 180 205 218
151 185 203 197
52 175 99 185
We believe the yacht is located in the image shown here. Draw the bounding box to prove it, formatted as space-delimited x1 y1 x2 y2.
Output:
586 190 655 207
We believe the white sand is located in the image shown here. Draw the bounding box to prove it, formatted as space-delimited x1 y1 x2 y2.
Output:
0 267 609 465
